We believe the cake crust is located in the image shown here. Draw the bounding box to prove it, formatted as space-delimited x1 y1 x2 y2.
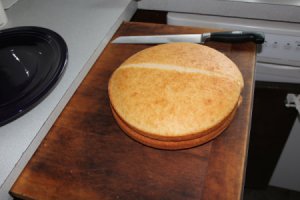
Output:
108 43 243 143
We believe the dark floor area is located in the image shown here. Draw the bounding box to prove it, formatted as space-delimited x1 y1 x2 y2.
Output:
244 186 300 200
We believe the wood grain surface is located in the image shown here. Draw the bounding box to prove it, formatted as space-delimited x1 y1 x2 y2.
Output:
10 22 256 200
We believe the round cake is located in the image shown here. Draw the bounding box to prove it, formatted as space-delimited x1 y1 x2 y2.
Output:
108 43 244 150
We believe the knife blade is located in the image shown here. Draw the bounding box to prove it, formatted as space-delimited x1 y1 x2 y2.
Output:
112 31 265 44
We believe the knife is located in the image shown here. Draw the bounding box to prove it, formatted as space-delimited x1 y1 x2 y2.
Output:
112 31 265 44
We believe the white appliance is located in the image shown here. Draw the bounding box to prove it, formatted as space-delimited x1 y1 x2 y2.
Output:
167 12 300 191
138 0 300 22
167 12 300 84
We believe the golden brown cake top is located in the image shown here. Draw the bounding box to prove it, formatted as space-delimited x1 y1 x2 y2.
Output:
108 43 243 138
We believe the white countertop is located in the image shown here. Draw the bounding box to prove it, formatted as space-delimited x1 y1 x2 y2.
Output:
0 0 136 199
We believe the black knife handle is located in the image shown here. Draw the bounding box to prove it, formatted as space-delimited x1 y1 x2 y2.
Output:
208 31 265 44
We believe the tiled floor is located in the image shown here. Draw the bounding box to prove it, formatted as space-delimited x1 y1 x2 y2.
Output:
244 186 300 200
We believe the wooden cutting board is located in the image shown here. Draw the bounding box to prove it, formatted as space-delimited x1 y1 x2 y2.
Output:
10 22 256 200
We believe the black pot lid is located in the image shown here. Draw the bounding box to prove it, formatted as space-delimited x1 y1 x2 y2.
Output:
0 26 68 126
